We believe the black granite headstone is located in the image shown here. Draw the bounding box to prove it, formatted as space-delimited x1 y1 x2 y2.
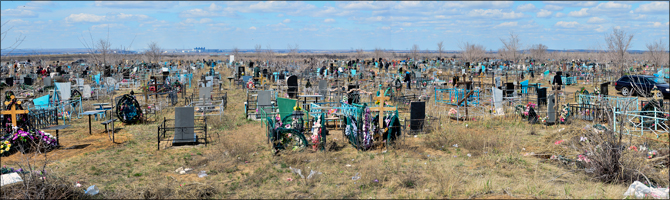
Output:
537 87 547 106
409 101 425 131
24 77 33 86
287 75 298 98
5 77 13 86
347 84 359 104
173 107 196 146
600 82 609 96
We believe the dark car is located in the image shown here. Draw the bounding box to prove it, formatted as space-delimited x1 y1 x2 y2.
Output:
614 75 669 99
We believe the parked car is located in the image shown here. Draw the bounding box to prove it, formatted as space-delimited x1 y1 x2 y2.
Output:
614 75 669 99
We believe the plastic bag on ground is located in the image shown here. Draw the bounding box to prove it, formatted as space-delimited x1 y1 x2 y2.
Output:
623 181 669 199
307 170 322 179
198 171 208 178
352 172 360 180
289 167 304 179
85 185 99 196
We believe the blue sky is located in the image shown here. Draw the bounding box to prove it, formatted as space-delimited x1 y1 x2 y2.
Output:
1 1 668 51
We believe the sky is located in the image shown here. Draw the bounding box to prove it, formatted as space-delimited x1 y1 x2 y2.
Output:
1 1 668 51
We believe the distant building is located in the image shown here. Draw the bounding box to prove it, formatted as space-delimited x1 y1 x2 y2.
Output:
194 47 205 52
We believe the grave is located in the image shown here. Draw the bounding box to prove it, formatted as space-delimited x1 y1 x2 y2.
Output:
172 107 196 146
537 87 547 106
409 101 425 131
492 87 504 115
257 90 272 115
287 75 298 98
198 87 213 101
546 94 556 124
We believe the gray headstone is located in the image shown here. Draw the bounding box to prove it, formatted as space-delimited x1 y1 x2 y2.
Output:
173 107 196 145
495 77 502 88
205 76 214 87
54 82 71 101
43 77 52 87
547 94 556 123
199 87 212 101
318 80 328 96
82 85 91 99
258 90 272 113
492 87 504 115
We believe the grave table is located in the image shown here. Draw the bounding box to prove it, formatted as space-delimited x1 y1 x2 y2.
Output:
81 110 105 135
92 103 110 120
298 94 323 113
41 125 71 148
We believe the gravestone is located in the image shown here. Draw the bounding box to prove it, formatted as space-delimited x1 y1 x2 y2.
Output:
546 94 556 124
198 87 213 101
492 87 504 115
24 77 33 85
173 107 196 146
505 83 515 97
237 66 245 78
82 85 91 99
242 76 253 84
347 84 360 104
287 75 298 98
43 77 52 87
318 80 328 96
5 77 13 86
54 82 71 101
205 76 214 87
537 87 547 106
495 77 502 89
258 90 272 114
600 82 609 96
409 101 425 131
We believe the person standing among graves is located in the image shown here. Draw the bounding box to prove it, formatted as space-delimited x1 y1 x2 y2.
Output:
404 71 412 90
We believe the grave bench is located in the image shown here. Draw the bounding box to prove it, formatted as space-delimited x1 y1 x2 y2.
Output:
101 118 118 134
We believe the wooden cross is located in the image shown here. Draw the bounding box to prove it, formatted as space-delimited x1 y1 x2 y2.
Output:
369 87 397 131
651 87 661 100
2 100 29 127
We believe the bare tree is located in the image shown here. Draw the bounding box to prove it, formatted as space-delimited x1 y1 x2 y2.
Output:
254 44 262 60
231 46 240 58
529 44 548 63
146 41 162 63
355 48 364 60
437 41 444 59
265 44 274 63
410 44 420 60
287 43 299 60
1 20 26 56
645 39 667 69
604 28 634 75
499 32 521 62
459 42 486 64
373 47 384 60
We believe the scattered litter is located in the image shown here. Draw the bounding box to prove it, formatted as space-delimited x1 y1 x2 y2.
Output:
522 148 526 151
352 172 360 180
346 164 351 167
85 185 99 196
1 173 23 187
580 137 588 142
467 154 471 157
175 167 183 173
306 170 322 179
198 171 208 178
75 182 82 188
289 167 304 179
287 178 293 181
414 135 417 138
452 144 459 148
623 181 669 199
554 140 564 145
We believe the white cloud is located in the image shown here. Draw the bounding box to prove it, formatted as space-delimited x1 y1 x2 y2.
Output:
469 9 525 19
555 12 566 17
94 1 176 9
635 2 669 14
554 21 580 28
116 13 150 21
277 14 284 17
282 19 291 23
65 13 106 23
651 22 664 28
494 21 518 28
1 9 37 18
339 1 393 10
206 3 223 12
590 2 632 14
323 18 335 23
461 1 514 9
544 1 597 7
537 9 552 18
184 18 212 24
381 26 391 30
249 26 256 30
587 17 606 24
568 8 589 17
595 25 607 32
516 4 537 12
543 5 563 11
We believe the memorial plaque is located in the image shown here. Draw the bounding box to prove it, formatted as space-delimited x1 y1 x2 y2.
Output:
5 77 13 86
546 94 556 124
199 87 213 101
287 75 298 98
43 76 52 87
537 87 547 106
493 87 504 115
82 85 91 99
54 82 71 101
258 90 272 114
24 77 33 86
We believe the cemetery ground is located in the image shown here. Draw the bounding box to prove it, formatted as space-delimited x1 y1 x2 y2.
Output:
1 68 667 199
